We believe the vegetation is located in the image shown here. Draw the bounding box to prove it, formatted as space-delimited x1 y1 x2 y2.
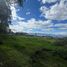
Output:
0 0 23 34
0 0 67 67
0 35 67 67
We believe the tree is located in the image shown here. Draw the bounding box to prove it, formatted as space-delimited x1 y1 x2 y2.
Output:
0 0 23 34
0 0 11 33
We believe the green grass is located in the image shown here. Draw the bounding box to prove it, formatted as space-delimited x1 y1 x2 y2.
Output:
0 35 67 67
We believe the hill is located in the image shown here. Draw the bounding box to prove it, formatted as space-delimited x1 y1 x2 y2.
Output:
0 35 67 67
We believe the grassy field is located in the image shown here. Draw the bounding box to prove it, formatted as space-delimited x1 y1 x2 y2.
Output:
0 35 67 67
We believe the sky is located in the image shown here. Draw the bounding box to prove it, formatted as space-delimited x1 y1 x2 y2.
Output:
9 0 67 36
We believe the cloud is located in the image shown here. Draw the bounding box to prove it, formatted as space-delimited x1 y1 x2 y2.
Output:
9 17 67 36
40 6 49 14
9 17 67 33
39 0 57 4
10 4 17 20
9 1 67 36
10 4 25 21
9 18 53 33
40 0 67 20
52 31 67 36
26 12 31 15
17 16 25 21
9 24 24 33
54 23 67 30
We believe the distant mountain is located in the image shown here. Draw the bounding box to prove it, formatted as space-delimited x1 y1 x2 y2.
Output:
10 32 67 38
28 33 67 38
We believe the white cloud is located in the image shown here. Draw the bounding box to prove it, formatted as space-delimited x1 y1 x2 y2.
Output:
9 0 67 36
10 4 17 20
9 24 24 33
9 18 53 33
39 0 57 4
17 16 25 21
10 4 25 21
40 6 49 15
26 12 31 15
54 23 67 30
9 17 67 36
10 17 67 33
53 32 67 36
40 0 67 20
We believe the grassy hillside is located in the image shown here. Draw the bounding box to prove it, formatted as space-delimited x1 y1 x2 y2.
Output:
0 35 67 67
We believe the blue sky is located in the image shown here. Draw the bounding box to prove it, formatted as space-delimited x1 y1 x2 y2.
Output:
10 0 67 36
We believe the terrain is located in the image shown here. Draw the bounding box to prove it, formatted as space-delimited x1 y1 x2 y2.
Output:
0 35 67 67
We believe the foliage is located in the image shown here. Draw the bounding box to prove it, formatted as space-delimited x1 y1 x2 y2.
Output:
0 35 67 67
0 0 24 34
0 0 11 33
